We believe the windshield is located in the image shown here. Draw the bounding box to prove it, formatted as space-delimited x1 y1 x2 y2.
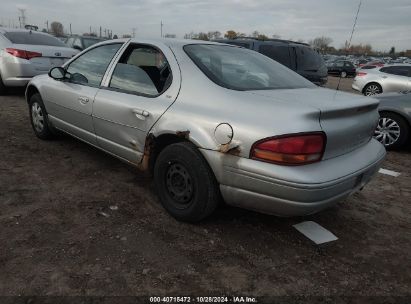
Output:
83 38 105 49
4 31 66 47
184 44 315 91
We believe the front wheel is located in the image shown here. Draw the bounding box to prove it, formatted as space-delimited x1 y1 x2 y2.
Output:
154 142 220 222
28 93 56 140
374 112 409 150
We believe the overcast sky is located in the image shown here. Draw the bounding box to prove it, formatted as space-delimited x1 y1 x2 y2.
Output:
1 0 410 51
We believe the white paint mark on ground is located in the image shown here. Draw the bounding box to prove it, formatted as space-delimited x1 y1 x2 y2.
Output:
379 168 401 177
293 221 338 245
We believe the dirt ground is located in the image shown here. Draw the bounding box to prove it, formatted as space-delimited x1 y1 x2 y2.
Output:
1 78 411 301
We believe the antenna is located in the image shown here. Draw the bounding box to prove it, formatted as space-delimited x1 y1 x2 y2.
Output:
336 0 362 91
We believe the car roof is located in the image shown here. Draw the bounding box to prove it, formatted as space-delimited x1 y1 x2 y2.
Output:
0 27 57 38
0 27 43 34
214 37 310 47
381 63 411 67
67 35 106 40
98 38 235 49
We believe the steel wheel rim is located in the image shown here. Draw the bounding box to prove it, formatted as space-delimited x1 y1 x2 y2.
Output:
31 102 44 133
365 84 381 96
374 117 400 146
165 162 193 207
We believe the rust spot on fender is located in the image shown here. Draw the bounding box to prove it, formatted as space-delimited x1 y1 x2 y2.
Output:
176 130 190 139
219 142 241 155
137 134 156 171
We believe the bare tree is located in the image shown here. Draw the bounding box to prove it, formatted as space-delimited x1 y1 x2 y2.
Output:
251 30 260 38
207 31 221 40
309 36 333 53
50 21 64 37
197 32 209 41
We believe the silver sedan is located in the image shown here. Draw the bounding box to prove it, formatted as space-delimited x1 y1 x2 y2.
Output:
352 64 411 96
0 28 78 94
25 39 385 222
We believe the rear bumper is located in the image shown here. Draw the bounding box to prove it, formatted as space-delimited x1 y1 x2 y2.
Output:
1 57 49 87
200 138 386 216
352 82 361 92
1 76 32 87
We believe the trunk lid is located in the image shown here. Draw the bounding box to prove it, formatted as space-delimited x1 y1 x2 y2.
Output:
13 44 78 72
248 87 379 159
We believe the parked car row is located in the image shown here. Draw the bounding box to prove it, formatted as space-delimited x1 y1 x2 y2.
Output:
1 28 408 222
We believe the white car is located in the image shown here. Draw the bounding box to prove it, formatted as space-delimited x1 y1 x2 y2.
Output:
352 64 411 96
0 28 78 94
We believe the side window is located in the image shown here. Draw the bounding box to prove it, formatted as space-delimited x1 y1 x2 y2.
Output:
66 43 122 86
335 62 344 68
109 44 172 96
259 45 291 68
381 66 409 77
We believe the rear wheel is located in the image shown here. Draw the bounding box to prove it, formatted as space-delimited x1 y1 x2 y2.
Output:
375 112 409 150
0 73 6 95
28 93 56 140
340 71 347 78
363 83 382 96
154 142 219 222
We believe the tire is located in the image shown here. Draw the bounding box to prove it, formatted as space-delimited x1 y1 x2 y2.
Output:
375 112 409 150
0 73 6 96
154 142 220 222
341 71 347 78
28 93 56 140
363 83 382 96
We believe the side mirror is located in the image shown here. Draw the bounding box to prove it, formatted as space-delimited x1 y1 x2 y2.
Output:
49 67 66 80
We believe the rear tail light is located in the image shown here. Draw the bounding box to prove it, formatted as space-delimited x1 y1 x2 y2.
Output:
250 133 326 166
5 48 42 60
356 72 367 77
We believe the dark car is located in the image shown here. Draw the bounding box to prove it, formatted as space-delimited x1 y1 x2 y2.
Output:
215 38 328 86
327 60 356 78
65 35 107 51
374 92 411 150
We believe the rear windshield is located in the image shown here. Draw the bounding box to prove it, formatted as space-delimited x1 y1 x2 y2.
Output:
184 44 314 91
296 46 325 71
4 31 66 47
83 38 105 49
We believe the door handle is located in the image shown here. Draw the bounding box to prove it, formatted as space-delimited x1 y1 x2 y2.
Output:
132 108 150 120
78 96 89 104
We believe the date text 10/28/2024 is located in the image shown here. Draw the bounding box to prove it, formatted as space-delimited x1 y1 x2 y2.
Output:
149 296 257 303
